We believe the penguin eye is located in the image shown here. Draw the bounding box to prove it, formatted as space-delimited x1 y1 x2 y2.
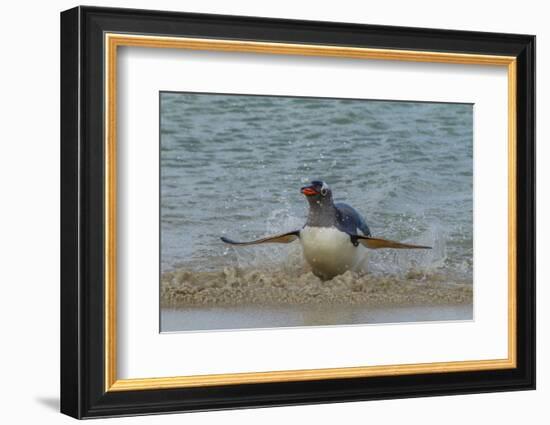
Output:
321 188 328 196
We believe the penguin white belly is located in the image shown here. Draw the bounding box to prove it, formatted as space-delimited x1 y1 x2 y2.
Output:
300 226 367 280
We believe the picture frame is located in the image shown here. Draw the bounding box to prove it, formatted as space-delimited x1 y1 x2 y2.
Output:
60 5 535 419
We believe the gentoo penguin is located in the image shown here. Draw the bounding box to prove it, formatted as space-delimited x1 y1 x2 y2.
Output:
221 180 430 280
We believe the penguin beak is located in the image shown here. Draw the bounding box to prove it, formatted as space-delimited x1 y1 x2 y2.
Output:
301 185 318 196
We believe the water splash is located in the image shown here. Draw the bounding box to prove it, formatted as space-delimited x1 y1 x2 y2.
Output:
368 222 448 277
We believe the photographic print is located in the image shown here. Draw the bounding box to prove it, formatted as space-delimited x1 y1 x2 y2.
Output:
160 92 474 332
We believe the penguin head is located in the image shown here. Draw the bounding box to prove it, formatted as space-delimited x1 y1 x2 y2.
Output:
301 180 333 204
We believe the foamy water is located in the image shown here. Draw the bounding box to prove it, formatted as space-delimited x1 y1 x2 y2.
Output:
160 92 473 329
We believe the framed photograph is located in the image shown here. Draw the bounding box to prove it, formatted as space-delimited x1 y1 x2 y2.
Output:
60 6 535 419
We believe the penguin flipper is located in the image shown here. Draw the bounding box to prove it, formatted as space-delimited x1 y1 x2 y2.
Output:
221 230 300 246
354 235 431 250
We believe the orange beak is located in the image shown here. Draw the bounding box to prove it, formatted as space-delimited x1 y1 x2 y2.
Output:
301 186 318 196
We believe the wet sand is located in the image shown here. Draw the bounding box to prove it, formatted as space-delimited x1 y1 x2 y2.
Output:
160 267 472 332
161 303 473 332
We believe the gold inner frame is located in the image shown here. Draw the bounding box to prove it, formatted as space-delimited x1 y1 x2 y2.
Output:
104 33 517 392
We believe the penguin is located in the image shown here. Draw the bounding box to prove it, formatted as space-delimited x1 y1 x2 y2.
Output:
221 180 431 280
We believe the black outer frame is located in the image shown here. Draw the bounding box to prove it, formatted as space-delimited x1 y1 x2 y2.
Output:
60 5 535 419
